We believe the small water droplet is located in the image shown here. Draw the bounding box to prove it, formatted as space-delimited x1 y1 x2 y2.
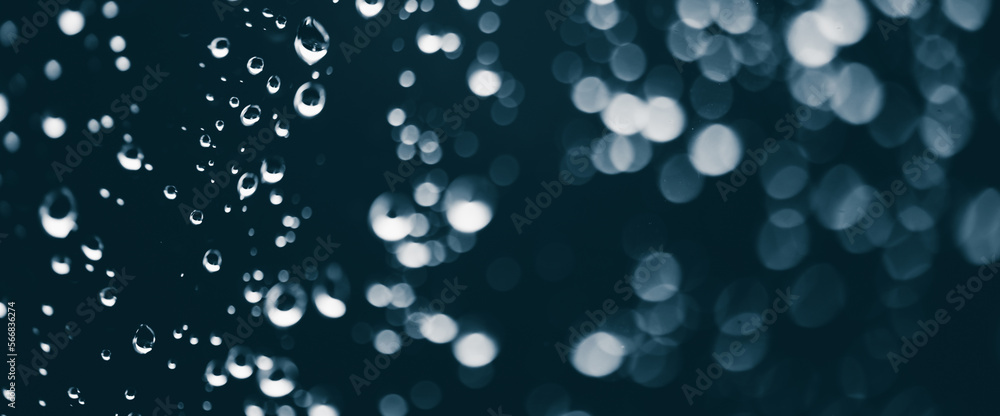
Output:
294 17 330 65
124 389 136 400
117 144 144 171
261 156 286 183
267 75 281 94
228 97 239 109
203 249 222 273
164 185 178 199
190 210 204 225
40 188 77 239
208 37 230 58
293 82 326 118
99 287 117 307
101 349 111 361
81 235 104 261
215 120 225 131
132 324 155 354
67 387 80 399
247 56 264 75
167 359 177 369
238 173 259 200
240 105 262 126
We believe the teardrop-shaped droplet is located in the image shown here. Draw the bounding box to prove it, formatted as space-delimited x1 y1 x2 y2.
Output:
215 120 225 131
40 188 77 239
132 324 155 354
203 249 222 273
294 17 329 65
117 144 144 171
238 172 259 200
163 185 178 200
247 56 264 75
189 209 204 225
240 105 262 126
99 287 117 307
267 75 281 94
261 156 286 184
81 235 104 261
208 37 229 58
293 82 326 118
101 349 111 361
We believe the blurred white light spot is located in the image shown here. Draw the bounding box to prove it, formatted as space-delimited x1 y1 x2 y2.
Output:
58 11 85 36
571 332 626 377
453 333 497 367
42 116 66 139
468 69 502 97
688 124 742 176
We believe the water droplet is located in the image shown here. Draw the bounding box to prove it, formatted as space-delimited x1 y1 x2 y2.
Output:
67 387 80 399
99 287 117 307
132 324 155 354
247 56 264 75
261 156 286 183
293 82 326 118
163 185 177 199
228 97 239 108
203 249 222 273
124 389 135 400
206 359 228 386
190 210 204 225
215 120 225 131
240 105 262 126
267 75 281 94
81 235 104 261
238 173 259 200
265 283 307 328
275 118 290 137
294 17 330 65
39 188 77 239
208 37 230 58
101 349 111 361
117 144 144 171
167 359 177 369
51 254 71 275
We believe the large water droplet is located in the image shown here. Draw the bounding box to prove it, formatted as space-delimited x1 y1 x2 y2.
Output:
238 172 259 200
246 56 264 75
132 324 155 354
240 105 262 126
294 17 330 65
265 283 307 328
293 82 326 118
39 188 78 239
203 249 222 273
208 37 230 58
